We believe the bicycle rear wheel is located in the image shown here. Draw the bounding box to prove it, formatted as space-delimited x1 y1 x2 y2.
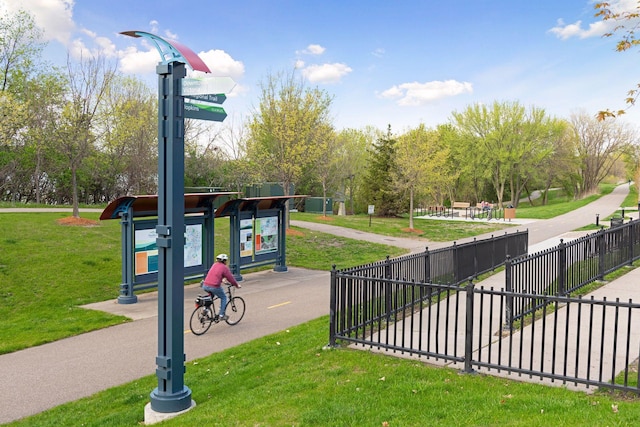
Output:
190 306 213 335
224 296 246 325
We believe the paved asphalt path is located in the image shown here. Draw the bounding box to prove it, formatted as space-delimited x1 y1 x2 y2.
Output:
0 184 632 423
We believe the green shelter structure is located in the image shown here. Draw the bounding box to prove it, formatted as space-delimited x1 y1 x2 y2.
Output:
214 195 308 279
100 193 307 304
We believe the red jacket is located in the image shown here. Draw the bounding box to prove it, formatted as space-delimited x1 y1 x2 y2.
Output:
203 261 239 287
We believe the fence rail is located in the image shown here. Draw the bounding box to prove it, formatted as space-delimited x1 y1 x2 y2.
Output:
329 221 640 393
506 220 640 325
341 230 528 286
330 275 640 393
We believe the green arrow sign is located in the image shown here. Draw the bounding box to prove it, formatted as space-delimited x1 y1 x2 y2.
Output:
184 101 227 122
185 93 226 104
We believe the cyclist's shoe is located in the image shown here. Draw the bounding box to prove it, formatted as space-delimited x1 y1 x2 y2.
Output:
220 315 229 321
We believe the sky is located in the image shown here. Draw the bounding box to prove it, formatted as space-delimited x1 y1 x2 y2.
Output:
4 0 640 133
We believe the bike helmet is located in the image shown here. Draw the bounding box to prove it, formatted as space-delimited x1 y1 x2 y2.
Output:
216 253 229 261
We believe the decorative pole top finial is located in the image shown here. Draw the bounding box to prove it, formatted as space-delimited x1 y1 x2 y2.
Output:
121 30 211 73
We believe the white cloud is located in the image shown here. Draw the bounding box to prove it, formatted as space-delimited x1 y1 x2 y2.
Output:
300 63 352 84
0 0 75 44
372 48 385 58
548 18 610 40
118 44 245 81
149 20 159 34
164 29 178 40
549 0 640 40
380 80 473 106
196 50 245 79
118 45 160 74
297 44 326 55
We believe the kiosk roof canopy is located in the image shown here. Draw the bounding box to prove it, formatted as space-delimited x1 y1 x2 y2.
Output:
214 195 308 217
100 194 308 220
100 193 238 220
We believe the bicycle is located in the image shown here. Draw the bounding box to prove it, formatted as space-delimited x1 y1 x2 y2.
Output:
189 282 246 335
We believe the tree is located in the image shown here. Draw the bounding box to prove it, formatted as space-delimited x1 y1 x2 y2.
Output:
394 124 449 229
335 127 375 214
313 124 339 217
451 101 520 207
535 119 580 204
0 10 44 93
594 2 640 118
570 111 635 196
451 101 558 208
22 72 68 203
100 74 156 197
217 117 259 194
55 53 116 216
505 108 558 208
0 9 67 204
362 125 404 216
247 69 334 226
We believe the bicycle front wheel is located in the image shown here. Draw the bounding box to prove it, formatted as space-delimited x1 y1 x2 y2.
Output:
190 306 213 335
224 296 246 325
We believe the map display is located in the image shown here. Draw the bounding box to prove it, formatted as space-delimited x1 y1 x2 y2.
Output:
240 219 253 257
256 216 278 254
134 224 203 275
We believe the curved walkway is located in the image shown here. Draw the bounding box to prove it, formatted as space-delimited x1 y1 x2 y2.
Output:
294 183 633 253
0 184 634 423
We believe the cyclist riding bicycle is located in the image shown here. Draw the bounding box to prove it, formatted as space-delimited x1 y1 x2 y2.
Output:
202 253 241 320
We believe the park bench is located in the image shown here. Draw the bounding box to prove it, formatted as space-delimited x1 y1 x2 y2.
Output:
451 201 471 218
452 202 470 210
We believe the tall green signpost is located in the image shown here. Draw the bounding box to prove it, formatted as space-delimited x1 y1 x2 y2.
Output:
121 31 233 423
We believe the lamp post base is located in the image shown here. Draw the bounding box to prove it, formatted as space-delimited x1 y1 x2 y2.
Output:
144 399 195 425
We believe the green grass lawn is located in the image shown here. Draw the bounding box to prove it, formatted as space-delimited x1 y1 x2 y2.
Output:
0 212 407 355
513 184 616 219
3 183 639 426
8 317 640 427
0 183 624 354
291 212 514 241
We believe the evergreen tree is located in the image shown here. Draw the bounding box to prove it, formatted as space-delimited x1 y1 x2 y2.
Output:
362 125 404 216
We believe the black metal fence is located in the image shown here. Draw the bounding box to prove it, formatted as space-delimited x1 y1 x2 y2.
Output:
331 231 527 346
416 205 506 221
506 220 640 325
340 230 528 287
330 275 640 393
329 222 640 393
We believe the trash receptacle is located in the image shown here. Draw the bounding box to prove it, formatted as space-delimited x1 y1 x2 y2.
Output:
504 207 516 221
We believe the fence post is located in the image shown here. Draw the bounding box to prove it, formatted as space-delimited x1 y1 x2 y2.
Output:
558 239 566 296
424 247 430 284
503 255 513 331
628 222 634 266
420 248 430 304
464 278 476 374
491 234 496 271
453 241 458 284
328 265 338 347
504 231 509 261
598 229 606 280
384 255 392 320
473 238 479 278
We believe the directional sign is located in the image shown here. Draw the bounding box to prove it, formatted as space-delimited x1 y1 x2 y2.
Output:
184 101 227 122
181 76 236 96
185 93 226 104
